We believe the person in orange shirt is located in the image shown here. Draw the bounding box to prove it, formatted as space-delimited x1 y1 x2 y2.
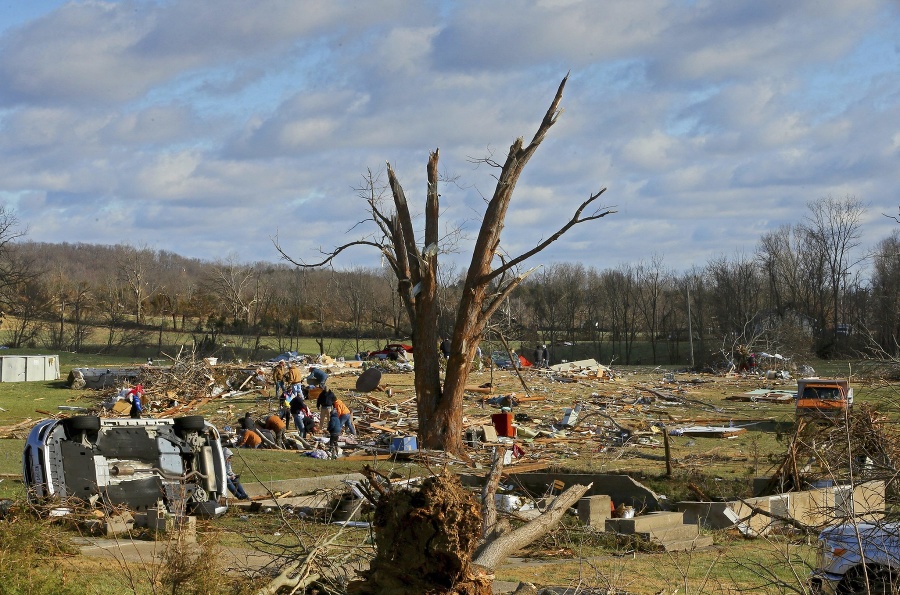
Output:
237 428 262 449
333 399 355 435
263 414 286 448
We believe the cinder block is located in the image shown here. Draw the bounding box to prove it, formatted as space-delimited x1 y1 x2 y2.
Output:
104 512 134 536
607 511 684 534
577 495 612 527
132 512 149 528
148 511 196 541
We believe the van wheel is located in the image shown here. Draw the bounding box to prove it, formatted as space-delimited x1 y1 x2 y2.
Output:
839 566 897 594
173 416 206 432
65 416 101 432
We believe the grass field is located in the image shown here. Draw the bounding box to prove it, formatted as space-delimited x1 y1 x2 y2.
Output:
1 350 898 593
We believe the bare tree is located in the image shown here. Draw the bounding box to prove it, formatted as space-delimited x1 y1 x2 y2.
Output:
0 206 35 325
338 267 376 354
802 195 867 340
601 265 638 364
277 75 614 454
634 254 669 364
204 255 260 326
115 245 159 326
871 232 900 356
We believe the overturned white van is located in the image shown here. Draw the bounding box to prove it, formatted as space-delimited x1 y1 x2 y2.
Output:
22 415 228 516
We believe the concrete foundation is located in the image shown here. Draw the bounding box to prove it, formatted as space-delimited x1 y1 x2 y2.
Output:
678 480 885 536
605 511 713 551
504 472 664 512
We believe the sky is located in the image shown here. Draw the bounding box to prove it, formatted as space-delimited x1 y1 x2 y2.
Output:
0 0 898 275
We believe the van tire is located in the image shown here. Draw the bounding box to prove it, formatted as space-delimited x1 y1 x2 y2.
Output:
65 416 101 432
839 566 896 594
173 416 206 432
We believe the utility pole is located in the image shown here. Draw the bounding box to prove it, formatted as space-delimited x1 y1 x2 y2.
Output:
687 286 695 369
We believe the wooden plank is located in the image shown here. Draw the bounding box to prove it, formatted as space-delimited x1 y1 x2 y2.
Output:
532 436 592 443
365 422 401 434
464 386 493 394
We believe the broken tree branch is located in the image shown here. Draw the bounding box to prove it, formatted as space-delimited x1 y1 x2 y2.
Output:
481 447 506 540
481 189 614 286
473 482 592 571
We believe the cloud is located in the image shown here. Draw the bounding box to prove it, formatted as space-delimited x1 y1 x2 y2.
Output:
0 0 896 275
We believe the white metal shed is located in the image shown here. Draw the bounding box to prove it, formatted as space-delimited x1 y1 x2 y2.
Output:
0 355 60 382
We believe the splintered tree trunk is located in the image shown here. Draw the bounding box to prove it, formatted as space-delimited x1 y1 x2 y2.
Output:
414 264 446 450
414 151 461 453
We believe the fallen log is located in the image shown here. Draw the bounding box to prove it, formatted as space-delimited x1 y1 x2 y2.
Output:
473 481 592 570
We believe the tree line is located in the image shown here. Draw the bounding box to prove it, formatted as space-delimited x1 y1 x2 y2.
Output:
0 195 896 365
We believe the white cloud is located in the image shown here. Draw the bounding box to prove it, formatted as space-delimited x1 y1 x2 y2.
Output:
0 0 895 274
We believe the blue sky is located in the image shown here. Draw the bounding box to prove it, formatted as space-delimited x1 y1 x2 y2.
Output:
1 0 898 274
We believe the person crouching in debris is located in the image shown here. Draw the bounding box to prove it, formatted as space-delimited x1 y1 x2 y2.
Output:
236 427 262 449
261 414 286 448
333 398 356 435
327 409 342 458
316 386 337 433
127 384 144 419
223 448 249 500
306 366 328 389
239 412 256 430
286 361 304 393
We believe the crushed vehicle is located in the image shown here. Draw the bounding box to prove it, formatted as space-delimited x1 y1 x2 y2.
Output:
811 521 900 594
367 343 413 360
796 378 853 420
23 415 228 516
67 367 143 389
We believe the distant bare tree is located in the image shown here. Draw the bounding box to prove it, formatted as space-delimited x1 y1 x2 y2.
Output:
802 195 867 339
634 254 669 364
338 267 376 354
96 275 148 352
204 255 259 326
871 232 900 356
0 206 35 324
4 278 51 348
116 245 159 326
601 265 638 364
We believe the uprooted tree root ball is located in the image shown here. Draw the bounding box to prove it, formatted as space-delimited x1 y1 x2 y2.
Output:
349 470 492 595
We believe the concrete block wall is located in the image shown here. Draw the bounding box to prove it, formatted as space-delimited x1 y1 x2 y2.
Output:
678 480 885 536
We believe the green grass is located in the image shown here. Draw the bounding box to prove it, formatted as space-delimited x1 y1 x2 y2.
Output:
494 526 816 594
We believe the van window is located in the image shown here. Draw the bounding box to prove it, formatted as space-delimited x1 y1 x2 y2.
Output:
804 387 841 400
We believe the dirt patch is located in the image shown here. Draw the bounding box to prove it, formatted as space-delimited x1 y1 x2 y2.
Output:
350 470 491 595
